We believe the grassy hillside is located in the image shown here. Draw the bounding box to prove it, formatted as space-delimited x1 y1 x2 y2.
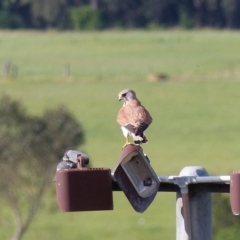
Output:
0 30 240 240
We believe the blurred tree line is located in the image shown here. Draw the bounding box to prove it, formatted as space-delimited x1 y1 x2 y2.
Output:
0 0 240 30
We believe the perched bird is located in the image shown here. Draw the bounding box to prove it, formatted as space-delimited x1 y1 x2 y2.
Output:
117 89 153 147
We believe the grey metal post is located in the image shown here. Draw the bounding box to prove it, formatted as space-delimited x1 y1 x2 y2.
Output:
176 166 212 240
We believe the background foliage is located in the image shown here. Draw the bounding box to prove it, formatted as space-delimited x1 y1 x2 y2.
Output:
1 0 240 29
213 194 240 240
70 6 102 30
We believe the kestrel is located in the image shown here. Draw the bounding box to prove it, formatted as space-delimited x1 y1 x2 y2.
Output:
117 89 153 147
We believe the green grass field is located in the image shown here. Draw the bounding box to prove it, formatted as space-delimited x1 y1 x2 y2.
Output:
1 30 240 239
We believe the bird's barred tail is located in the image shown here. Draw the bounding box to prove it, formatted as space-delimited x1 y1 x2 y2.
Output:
135 122 149 136
134 122 149 144
133 133 148 145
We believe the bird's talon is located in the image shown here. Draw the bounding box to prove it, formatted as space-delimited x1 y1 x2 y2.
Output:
122 142 131 149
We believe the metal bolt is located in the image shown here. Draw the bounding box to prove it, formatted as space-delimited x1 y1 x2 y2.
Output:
144 177 152 186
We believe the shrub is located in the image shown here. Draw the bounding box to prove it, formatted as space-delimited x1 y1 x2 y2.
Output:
70 6 102 30
0 10 25 29
179 10 194 29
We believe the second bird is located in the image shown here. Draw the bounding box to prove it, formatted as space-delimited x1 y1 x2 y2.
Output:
117 89 153 148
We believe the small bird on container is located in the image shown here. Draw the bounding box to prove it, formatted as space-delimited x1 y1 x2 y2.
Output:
117 89 153 148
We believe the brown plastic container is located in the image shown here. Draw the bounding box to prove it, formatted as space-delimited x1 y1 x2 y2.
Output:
55 161 113 212
230 171 240 215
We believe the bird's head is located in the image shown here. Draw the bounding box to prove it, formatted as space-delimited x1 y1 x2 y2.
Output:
118 89 136 103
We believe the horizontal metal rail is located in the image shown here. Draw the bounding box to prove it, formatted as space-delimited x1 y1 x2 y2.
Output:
111 173 230 193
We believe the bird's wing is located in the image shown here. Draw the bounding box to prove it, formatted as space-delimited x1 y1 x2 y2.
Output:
117 107 131 126
127 99 152 125
117 99 152 127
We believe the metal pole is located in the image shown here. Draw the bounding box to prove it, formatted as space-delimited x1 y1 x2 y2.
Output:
181 191 192 240
176 166 212 240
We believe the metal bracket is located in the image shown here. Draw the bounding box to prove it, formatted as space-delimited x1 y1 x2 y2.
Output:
172 176 197 194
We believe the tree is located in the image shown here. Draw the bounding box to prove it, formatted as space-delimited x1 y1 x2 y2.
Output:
223 0 240 28
99 0 148 28
23 0 72 29
70 5 102 29
0 95 85 240
0 0 25 29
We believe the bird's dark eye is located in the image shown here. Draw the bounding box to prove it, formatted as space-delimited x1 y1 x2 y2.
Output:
122 93 126 97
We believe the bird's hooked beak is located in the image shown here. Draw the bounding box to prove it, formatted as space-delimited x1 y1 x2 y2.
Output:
118 95 123 101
